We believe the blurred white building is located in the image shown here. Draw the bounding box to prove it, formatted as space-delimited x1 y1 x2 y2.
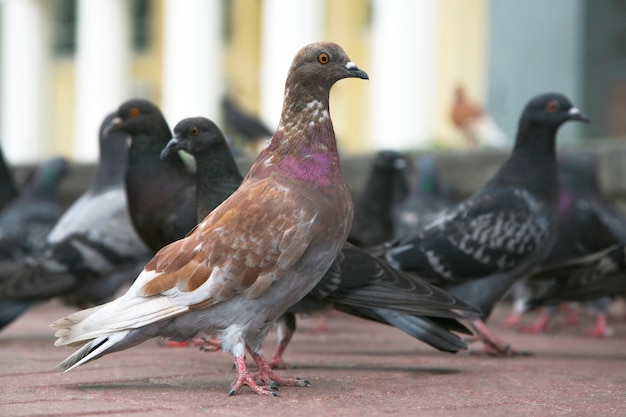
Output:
0 0 622 164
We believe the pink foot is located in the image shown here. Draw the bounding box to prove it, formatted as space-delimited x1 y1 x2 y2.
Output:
249 350 310 388
519 313 551 334
229 356 279 396
192 337 222 352
563 306 580 327
503 312 522 328
314 316 329 332
587 315 613 338
163 340 190 347
469 318 533 357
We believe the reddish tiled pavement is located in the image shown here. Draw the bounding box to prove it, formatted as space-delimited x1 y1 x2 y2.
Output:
2 300 626 417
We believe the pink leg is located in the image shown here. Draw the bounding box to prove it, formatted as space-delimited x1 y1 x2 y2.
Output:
249 349 311 389
587 314 612 337
229 355 279 396
160 335 222 351
469 318 533 356
503 311 522 328
313 316 329 332
562 303 580 326
268 328 294 369
519 309 551 334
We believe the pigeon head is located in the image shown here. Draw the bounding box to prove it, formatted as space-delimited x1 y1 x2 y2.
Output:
161 117 228 160
520 93 589 128
34 157 70 190
106 99 170 139
251 42 368 184
511 93 588 155
286 41 368 88
278 42 368 132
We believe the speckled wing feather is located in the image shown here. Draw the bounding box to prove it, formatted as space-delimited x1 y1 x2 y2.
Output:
310 243 479 318
386 187 554 284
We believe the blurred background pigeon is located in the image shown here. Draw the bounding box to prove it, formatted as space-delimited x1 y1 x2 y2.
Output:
0 157 70 329
348 150 409 248
221 94 273 156
393 155 460 241
450 85 508 149
0 156 69 261
0 113 151 330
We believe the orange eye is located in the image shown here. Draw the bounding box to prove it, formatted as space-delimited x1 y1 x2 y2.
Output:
129 107 140 118
317 52 330 65
546 101 560 112
189 127 199 136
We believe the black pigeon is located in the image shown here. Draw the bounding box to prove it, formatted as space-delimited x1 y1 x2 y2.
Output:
507 152 625 335
394 155 459 241
383 93 589 355
0 113 151 319
157 117 479 367
107 99 197 253
222 94 273 151
348 150 409 248
0 145 19 211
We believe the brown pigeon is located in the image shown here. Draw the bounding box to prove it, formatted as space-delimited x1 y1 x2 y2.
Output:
51 41 368 397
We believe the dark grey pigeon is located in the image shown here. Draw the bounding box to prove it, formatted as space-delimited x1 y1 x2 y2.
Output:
0 113 151 318
348 150 409 248
507 152 624 336
393 155 459 241
0 157 69 261
383 93 588 355
157 117 479 368
0 157 69 329
525 243 626 307
106 99 197 253
160 117 243 221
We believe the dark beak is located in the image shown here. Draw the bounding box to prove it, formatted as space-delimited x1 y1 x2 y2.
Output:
569 107 590 123
160 137 180 159
345 62 369 80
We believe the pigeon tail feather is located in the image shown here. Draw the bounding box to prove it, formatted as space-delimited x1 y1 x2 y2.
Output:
56 332 129 372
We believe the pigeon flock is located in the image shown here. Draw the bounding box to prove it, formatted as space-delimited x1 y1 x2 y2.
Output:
0 41 623 398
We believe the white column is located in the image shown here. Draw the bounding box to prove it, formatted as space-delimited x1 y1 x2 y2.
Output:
260 0 324 130
0 0 51 163
369 0 439 150
73 0 131 162
162 0 222 128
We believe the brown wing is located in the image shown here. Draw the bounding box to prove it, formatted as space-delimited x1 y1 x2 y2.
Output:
137 178 318 309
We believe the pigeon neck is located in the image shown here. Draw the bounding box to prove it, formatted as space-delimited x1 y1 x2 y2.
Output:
193 145 244 220
93 132 128 189
488 122 559 203
248 85 343 186
23 172 60 202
